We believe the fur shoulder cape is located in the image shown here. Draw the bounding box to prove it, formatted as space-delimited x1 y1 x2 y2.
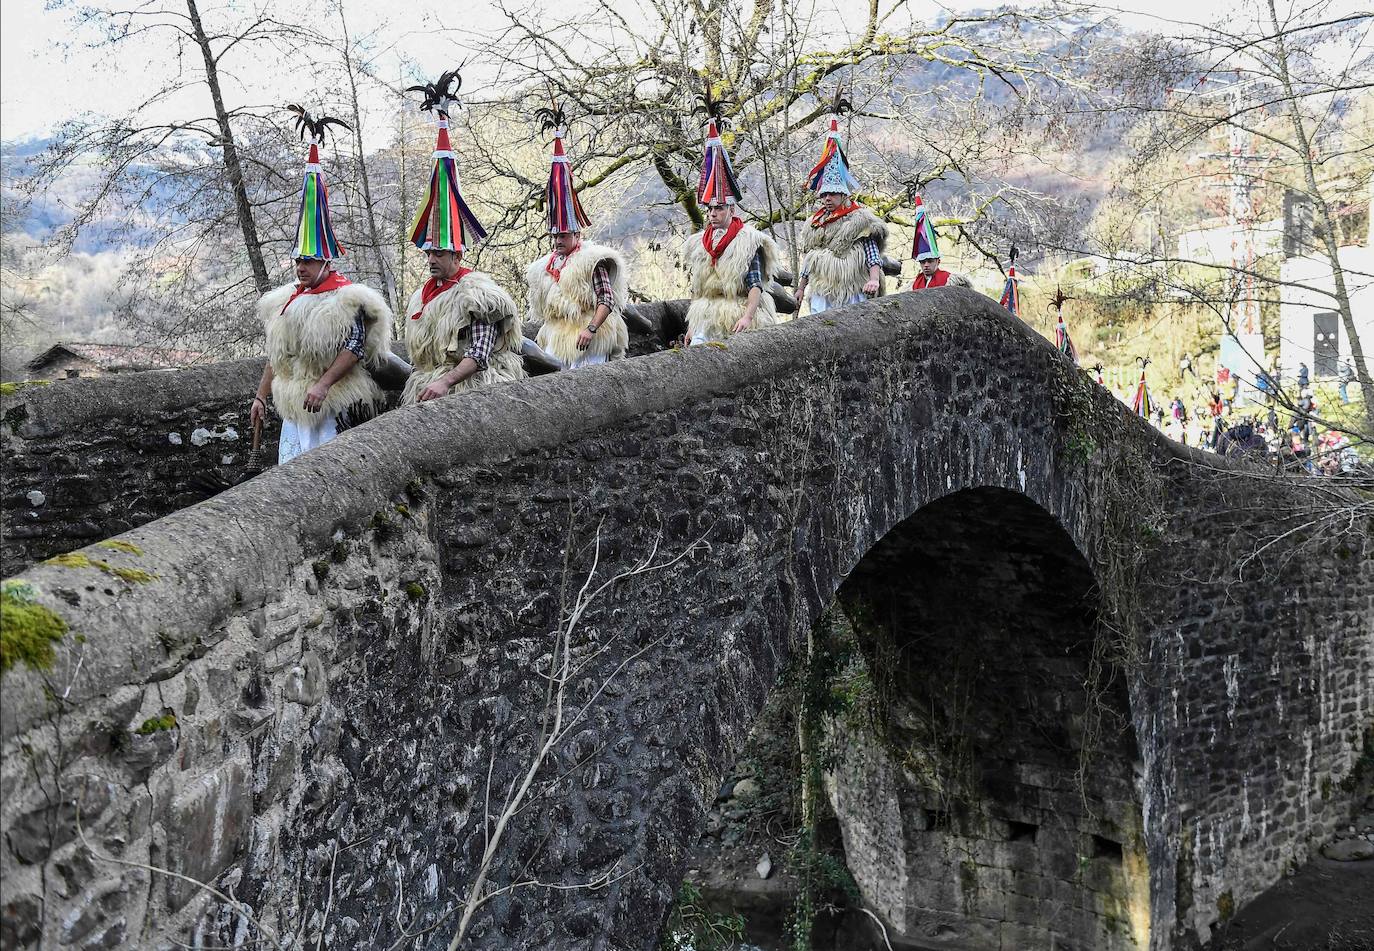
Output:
402 270 524 404
258 280 392 427
527 243 630 366
682 224 780 343
800 205 889 303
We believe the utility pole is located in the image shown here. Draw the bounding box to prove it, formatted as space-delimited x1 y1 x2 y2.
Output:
1177 74 1271 398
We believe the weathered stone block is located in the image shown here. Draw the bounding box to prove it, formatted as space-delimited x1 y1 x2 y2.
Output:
9 776 114 865
162 759 251 911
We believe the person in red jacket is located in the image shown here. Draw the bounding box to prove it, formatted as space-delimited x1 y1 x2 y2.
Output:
907 192 970 290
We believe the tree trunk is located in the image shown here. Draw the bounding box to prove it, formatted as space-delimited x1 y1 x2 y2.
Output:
337 2 395 311
1267 0 1374 434
654 152 704 230
185 0 270 295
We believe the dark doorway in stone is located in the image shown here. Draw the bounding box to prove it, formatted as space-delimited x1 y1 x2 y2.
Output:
828 486 1151 951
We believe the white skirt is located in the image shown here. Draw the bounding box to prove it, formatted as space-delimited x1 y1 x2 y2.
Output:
808 292 867 314
279 414 340 464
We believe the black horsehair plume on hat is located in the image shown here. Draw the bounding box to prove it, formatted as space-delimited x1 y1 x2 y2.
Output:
406 69 464 119
533 84 568 135
1048 285 1070 313
829 86 853 116
693 80 734 130
286 105 351 142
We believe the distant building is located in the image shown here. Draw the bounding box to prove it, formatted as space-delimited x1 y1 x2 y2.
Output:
1175 216 1284 265
1278 191 1373 380
25 343 204 381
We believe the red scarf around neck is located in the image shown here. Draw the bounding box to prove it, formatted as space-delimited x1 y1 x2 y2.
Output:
410 269 471 320
280 270 351 315
702 217 744 265
545 245 581 282
911 270 950 290
810 200 862 228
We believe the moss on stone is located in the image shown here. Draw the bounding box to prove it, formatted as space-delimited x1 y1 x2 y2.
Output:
134 711 178 734
108 565 157 584
0 380 51 397
312 560 330 581
45 552 94 569
45 551 156 583
404 582 426 601
97 540 144 555
394 502 411 519
1216 890 1235 921
1 580 69 674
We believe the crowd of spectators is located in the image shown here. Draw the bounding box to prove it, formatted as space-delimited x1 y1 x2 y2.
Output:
1139 356 1367 476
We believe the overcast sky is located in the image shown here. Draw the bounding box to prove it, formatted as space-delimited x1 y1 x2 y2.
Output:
0 0 1353 144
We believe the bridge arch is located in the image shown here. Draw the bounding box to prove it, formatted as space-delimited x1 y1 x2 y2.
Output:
826 486 1150 949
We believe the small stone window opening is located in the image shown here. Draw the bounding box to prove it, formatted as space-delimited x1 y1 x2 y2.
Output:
1008 820 1038 843
1091 834 1124 863
924 808 951 831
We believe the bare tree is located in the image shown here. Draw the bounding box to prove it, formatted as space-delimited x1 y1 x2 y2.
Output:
1044 1 1374 435
445 0 1110 271
27 0 333 354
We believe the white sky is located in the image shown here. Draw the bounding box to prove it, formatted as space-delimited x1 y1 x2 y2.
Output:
0 0 1352 144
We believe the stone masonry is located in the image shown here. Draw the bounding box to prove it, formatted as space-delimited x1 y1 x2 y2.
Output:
1 359 280 577
0 289 1370 950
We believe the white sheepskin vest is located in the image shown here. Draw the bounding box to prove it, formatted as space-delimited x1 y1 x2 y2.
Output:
257 281 393 427
682 225 780 344
401 270 525 405
526 242 630 366
800 206 888 303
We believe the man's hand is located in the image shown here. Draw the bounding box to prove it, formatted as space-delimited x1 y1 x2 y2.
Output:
576 328 595 351
249 397 266 428
793 288 804 305
863 278 880 296
417 380 451 402
304 381 330 413
732 314 754 334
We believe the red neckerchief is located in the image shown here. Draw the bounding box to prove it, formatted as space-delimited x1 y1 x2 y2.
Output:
545 244 581 283
279 271 351 315
911 270 951 290
702 218 744 265
410 269 472 320
809 200 862 228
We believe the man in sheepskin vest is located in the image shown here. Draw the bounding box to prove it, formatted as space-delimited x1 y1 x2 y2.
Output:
401 99 524 404
908 191 971 291
681 111 780 345
525 108 630 368
794 116 886 314
249 111 392 464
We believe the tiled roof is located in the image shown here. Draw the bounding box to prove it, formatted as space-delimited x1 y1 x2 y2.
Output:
28 343 205 371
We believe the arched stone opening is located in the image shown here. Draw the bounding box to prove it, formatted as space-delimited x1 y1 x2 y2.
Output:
829 486 1151 950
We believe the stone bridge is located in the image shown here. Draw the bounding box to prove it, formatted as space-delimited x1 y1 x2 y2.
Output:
1 290 1369 950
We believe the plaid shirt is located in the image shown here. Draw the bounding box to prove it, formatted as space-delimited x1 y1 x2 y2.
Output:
464 320 498 371
341 313 367 360
591 263 615 311
801 236 881 279
744 250 764 291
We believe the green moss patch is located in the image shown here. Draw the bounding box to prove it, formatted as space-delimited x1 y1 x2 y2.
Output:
0 380 51 397
134 711 178 735
404 582 427 601
97 540 144 555
44 551 157 584
1 580 69 673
